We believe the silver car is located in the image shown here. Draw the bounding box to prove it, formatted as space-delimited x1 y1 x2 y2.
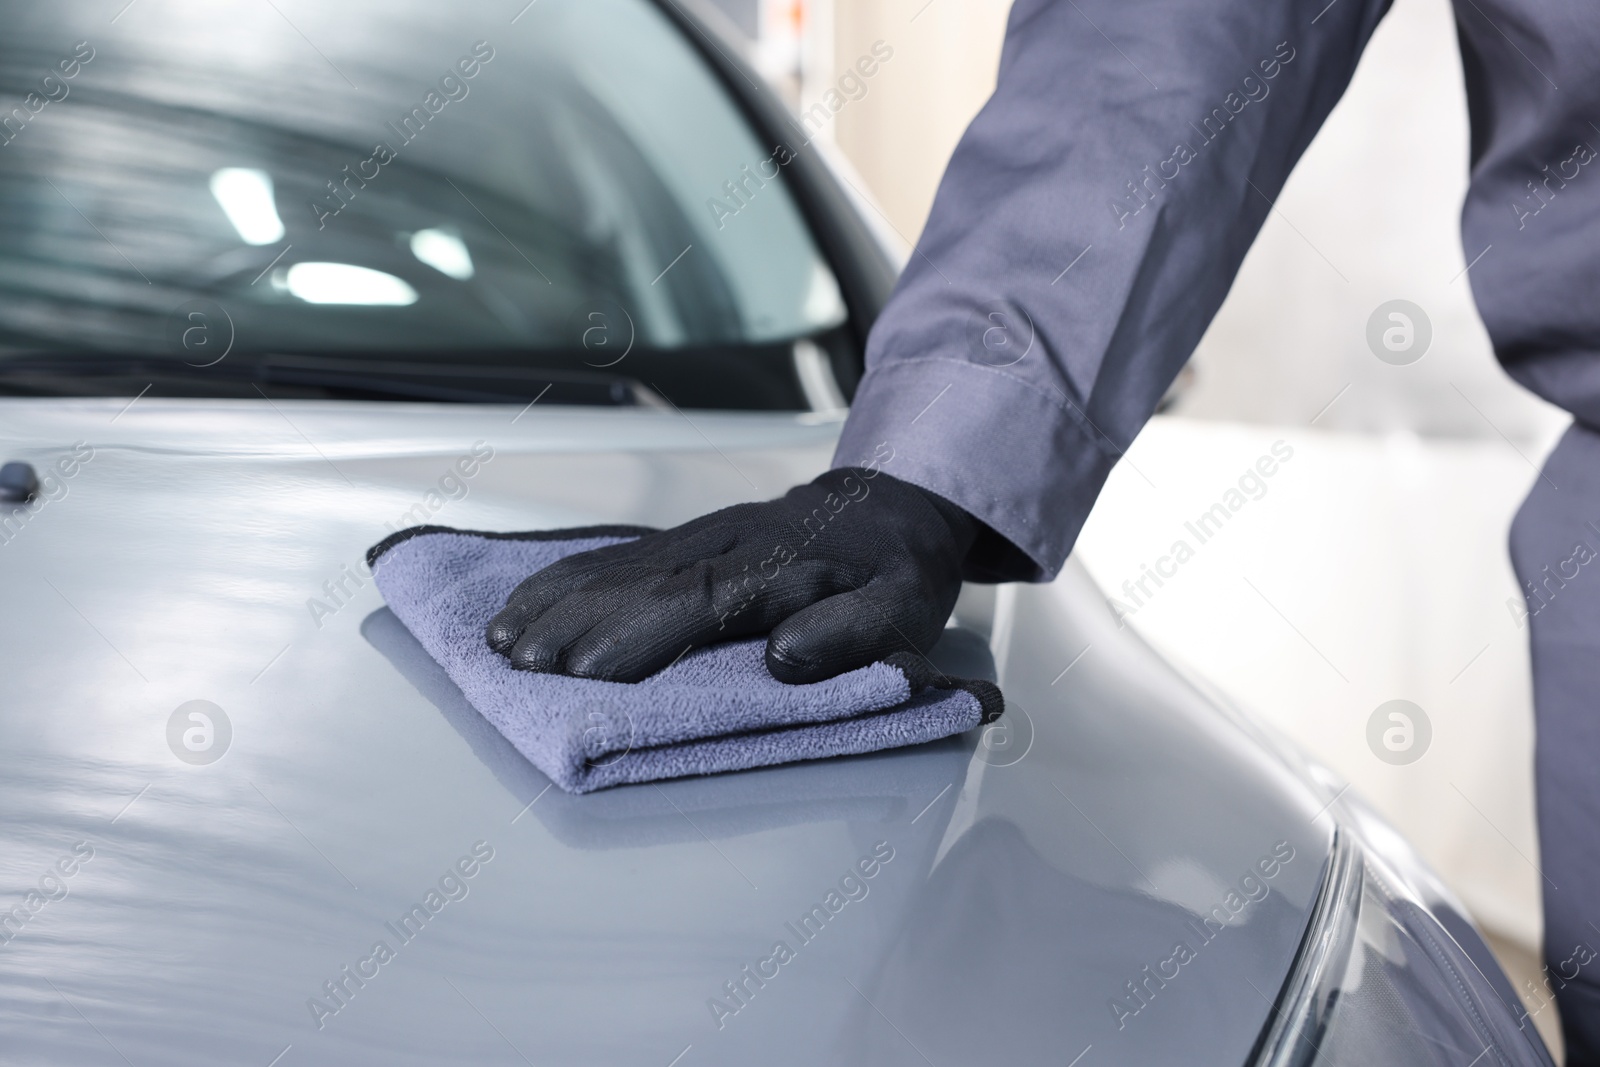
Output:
0 1 1556 1064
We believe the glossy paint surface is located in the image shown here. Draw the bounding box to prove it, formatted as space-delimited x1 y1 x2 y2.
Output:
0 399 1333 1065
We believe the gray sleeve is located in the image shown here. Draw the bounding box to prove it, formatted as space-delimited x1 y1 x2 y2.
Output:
832 0 1391 582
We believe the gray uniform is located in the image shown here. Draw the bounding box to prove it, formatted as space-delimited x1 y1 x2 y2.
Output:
831 0 1600 1055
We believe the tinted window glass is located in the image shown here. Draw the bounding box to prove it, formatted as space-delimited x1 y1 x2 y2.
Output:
0 0 847 405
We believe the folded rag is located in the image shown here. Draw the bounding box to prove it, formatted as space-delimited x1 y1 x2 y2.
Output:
366 525 1004 794
362 604 986 843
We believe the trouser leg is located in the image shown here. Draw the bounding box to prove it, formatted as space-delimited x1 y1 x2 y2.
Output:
1509 422 1600 1064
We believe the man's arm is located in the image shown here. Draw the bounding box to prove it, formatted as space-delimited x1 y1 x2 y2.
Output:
834 0 1391 582
487 0 1394 682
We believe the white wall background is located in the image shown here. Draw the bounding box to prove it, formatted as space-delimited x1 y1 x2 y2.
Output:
820 0 1570 1046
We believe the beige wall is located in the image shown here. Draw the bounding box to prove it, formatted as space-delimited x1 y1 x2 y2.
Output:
831 0 1011 244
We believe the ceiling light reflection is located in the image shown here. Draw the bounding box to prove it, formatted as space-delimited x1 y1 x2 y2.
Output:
285 263 418 306
409 228 475 280
209 167 285 246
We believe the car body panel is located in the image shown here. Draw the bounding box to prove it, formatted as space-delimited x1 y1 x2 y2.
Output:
0 399 1332 1065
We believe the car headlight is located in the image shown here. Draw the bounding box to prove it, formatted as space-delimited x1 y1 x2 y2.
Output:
1250 828 1554 1066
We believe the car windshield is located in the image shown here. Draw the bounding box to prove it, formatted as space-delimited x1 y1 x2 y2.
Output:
0 0 850 407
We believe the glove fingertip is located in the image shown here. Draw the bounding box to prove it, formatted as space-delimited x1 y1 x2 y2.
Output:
764 643 821 685
565 643 647 684
765 632 853 685
508 636 563 673
485 615 522 654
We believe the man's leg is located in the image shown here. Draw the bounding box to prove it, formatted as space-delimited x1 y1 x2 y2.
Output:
1510 424 1600 1063
1449 0 1600 1045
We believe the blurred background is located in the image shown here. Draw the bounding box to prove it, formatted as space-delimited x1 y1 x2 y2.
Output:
707 0 1570 1047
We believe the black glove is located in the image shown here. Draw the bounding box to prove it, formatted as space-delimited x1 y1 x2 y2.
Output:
485 468 978 684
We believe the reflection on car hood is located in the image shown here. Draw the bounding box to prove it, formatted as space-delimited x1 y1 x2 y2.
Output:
0 399 1332 1066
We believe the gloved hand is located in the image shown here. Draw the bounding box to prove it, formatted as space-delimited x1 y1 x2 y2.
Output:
486 468 978 684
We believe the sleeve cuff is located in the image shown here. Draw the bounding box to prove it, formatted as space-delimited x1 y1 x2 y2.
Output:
832 358 1120 583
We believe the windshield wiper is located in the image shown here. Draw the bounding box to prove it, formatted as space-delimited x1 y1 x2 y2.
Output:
0 352 662 406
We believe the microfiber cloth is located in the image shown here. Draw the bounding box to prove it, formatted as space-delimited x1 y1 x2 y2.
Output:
361 605 984 845
366 525 1004 794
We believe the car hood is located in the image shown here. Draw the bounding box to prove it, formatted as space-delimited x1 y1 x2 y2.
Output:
0 399 1332 1066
